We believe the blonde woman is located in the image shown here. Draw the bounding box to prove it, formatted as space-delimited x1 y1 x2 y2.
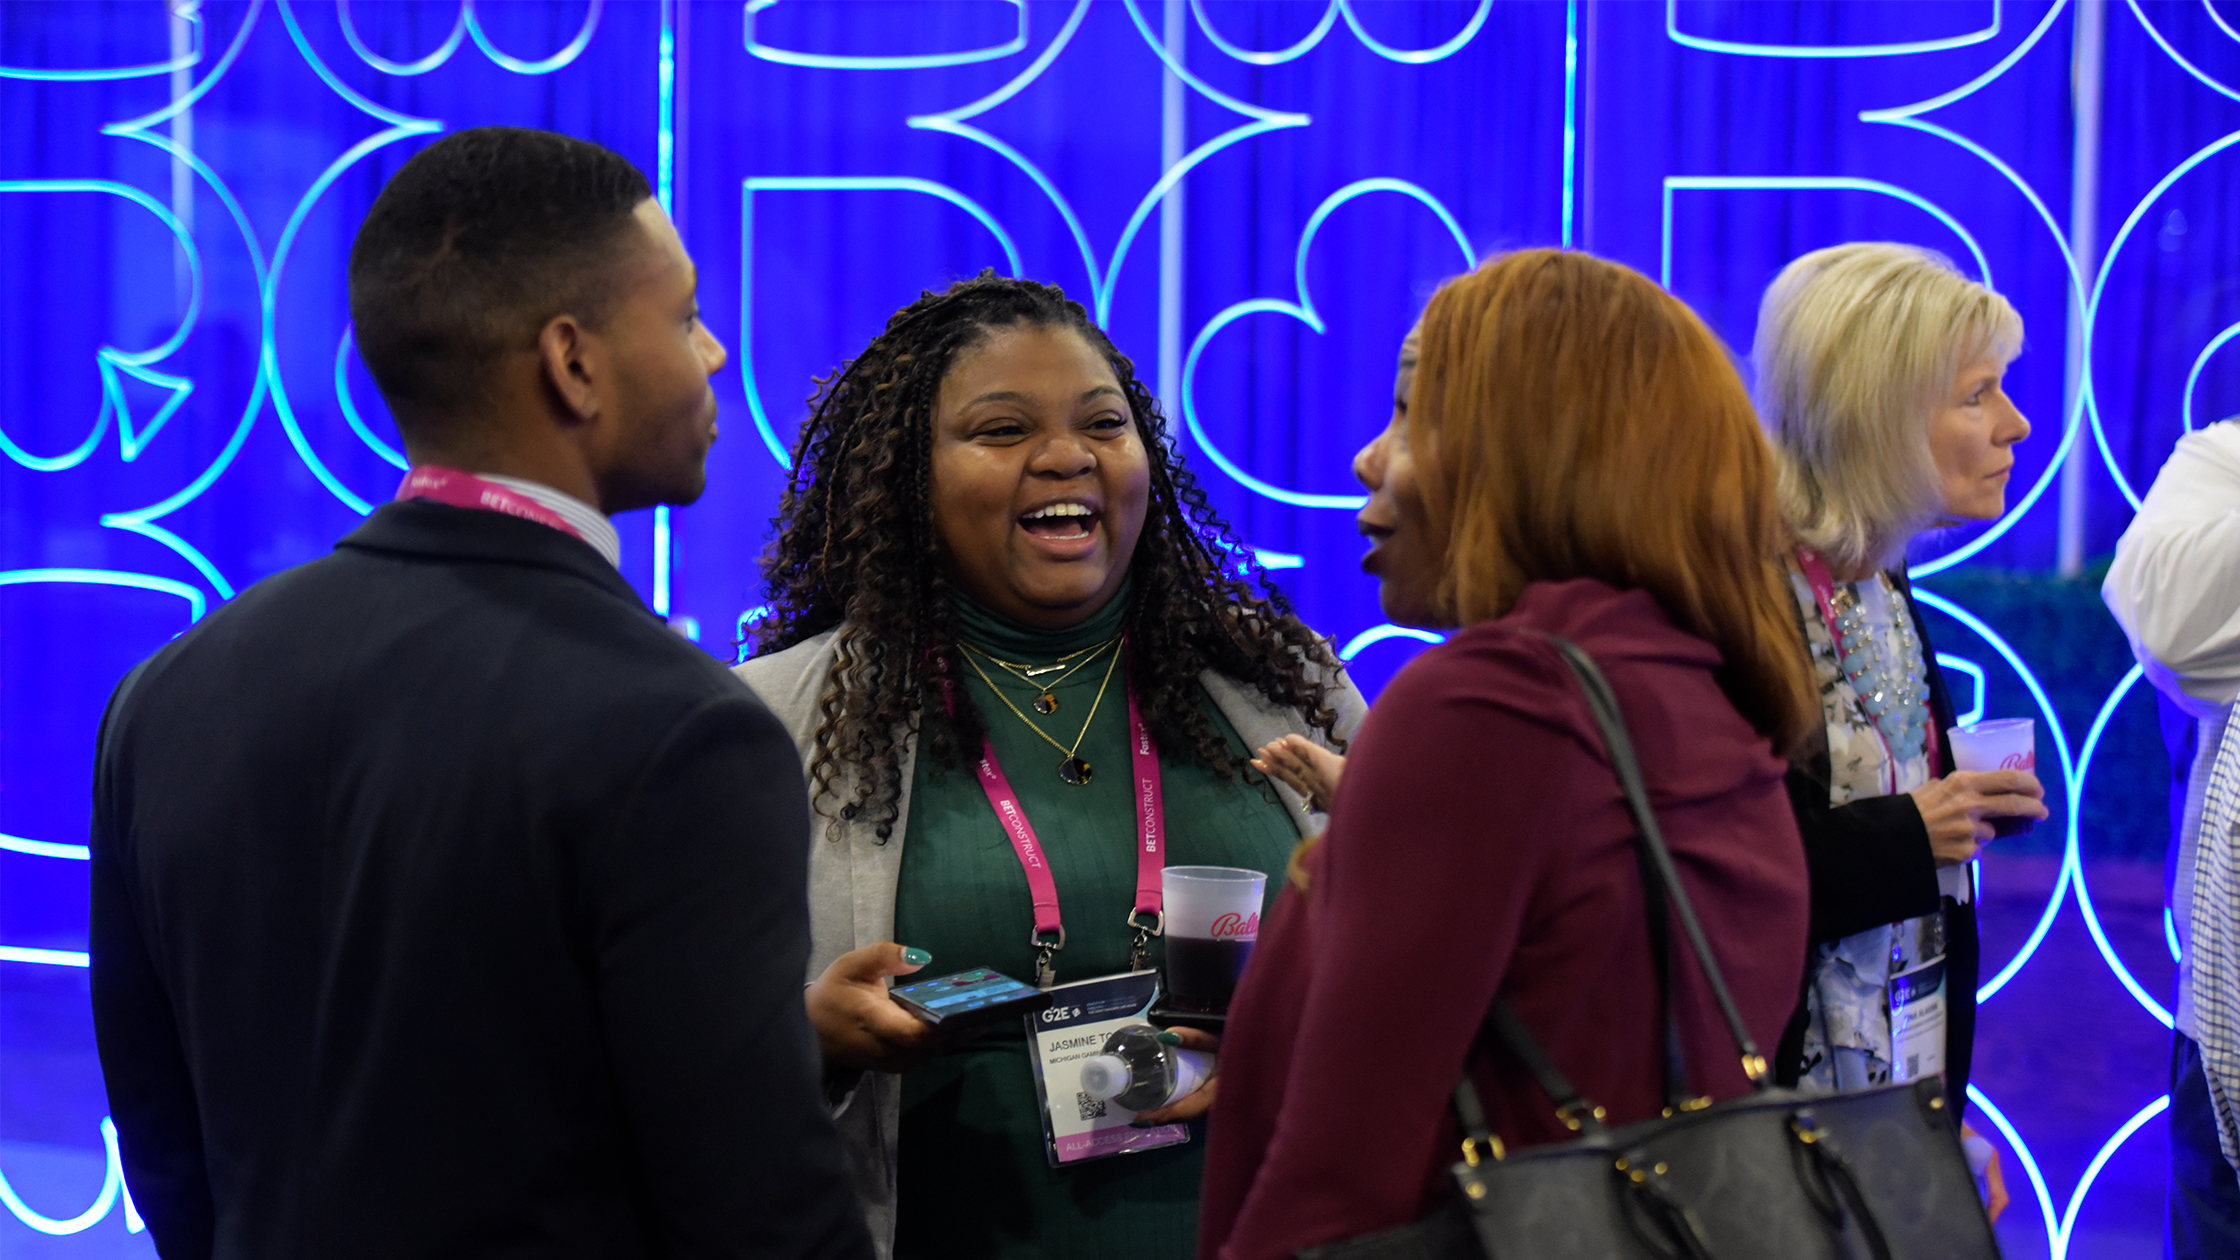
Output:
1754 244 2046 1152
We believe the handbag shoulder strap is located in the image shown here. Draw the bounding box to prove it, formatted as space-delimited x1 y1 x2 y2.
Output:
1451 633 1771 1146
1485 997 1607 1135
1535 633 1771 1085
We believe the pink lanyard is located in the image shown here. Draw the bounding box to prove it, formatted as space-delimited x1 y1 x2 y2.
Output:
972 684 1166 988
396 466 584 542
1796 548 1942 793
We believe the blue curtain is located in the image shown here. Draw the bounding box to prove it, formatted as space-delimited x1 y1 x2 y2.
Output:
3 3 2234 1253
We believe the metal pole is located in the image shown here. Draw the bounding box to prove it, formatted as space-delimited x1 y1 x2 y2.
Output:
654 0 679 619
169 0 198 314
1159 0 1187 419
1582 0 1597 253
1561 0 1577 249
2058 0 2105 576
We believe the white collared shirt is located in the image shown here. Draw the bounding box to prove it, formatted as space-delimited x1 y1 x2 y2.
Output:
479 473 623 570
2104 418 2240 1040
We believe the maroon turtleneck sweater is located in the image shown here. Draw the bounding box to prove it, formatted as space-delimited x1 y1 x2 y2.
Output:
1198 578 1808 1260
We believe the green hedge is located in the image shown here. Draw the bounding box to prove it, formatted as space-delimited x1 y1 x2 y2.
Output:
1914 561 2172 864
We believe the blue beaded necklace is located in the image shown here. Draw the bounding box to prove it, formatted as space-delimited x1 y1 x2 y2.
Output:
1797 550 1931 778
1826 577 1930 768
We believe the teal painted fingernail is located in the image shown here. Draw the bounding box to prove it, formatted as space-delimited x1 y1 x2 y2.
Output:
902 947 932 966
1155 1031 1183 1045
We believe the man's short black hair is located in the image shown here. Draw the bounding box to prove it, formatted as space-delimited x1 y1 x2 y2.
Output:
348 127 652 433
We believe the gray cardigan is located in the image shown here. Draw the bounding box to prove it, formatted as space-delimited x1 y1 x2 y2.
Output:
734 625 1366 1257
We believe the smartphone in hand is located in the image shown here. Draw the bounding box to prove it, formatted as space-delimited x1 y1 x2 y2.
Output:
891 967 1052 1030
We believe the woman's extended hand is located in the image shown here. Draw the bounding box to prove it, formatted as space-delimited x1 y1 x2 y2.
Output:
805 942 953 1074
1909 770 2047 865
1131 1027 1222 1125
1253 734 1347 814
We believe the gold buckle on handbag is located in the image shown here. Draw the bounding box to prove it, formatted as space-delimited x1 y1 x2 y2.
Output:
1460 1133 1506 1166
1556 1101 1606 1132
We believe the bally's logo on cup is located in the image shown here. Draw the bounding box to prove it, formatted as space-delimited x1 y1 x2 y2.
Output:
2001 751 2035 771
1209 911 1259 942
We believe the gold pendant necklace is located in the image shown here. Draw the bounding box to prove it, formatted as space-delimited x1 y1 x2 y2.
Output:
959 635 1118 715
959 639 1122 785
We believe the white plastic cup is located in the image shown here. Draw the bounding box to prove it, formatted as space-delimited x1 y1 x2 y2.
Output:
1161 865 1266 1013
1947 718 2036 836
1163 866 1266 941
1947 718 2035 774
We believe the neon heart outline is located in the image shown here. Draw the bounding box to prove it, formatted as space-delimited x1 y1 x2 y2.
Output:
1180 178 1473 510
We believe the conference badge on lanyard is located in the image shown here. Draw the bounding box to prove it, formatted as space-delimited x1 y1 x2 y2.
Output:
978 684 1191 1165
1024 970 1189 1167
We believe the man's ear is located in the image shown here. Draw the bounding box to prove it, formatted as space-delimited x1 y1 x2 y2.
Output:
536 314 601 425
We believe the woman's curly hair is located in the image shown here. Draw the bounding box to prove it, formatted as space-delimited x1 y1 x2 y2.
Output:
749 272 1347 840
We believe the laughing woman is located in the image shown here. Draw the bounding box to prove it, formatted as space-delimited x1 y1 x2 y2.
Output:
735 274 1365 1260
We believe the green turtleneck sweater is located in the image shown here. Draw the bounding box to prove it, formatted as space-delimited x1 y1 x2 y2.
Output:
890 586 1301 1260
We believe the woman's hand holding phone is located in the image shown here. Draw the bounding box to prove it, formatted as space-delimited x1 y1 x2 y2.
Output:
806 941 957 1074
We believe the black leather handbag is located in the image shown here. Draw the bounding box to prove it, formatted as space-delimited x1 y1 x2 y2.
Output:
1299 635 2000 1260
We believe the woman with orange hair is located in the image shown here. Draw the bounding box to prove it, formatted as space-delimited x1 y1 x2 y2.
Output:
1197 250 1819 1259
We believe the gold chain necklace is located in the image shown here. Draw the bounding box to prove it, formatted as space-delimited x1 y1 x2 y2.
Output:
959 639 1122 785
958 635 1119 714
966 635 1113 676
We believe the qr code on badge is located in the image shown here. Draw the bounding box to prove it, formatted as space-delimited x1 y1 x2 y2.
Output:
1075 1092 1107 1122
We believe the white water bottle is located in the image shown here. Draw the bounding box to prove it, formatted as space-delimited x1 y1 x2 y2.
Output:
1076 1024 1215 1112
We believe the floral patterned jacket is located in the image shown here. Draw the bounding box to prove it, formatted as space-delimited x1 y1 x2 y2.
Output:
1773 565 1978 1112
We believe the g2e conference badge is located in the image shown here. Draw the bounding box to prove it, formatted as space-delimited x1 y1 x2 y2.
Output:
1025 970 1187 1167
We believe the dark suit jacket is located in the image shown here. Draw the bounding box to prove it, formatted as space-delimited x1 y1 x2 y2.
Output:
90 500 872 1260
1774 569 1980 1116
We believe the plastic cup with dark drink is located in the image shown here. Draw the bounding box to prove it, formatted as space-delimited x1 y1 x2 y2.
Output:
1161 865 1266 1015
1948 717 2037 838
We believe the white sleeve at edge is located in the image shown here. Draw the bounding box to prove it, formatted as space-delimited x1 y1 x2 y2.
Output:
2104 428 2240 714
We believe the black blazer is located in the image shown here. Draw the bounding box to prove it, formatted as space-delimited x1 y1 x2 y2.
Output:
1774 569 1980 1114
90 501 872 1260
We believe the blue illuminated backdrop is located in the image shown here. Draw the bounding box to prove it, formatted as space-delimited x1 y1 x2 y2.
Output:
2 3 2236 1256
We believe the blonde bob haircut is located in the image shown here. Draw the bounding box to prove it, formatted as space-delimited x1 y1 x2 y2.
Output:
1752 242 2023 577
1412 249 1817 752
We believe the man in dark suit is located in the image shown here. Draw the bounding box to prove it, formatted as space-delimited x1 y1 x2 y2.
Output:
88 127 872 1259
